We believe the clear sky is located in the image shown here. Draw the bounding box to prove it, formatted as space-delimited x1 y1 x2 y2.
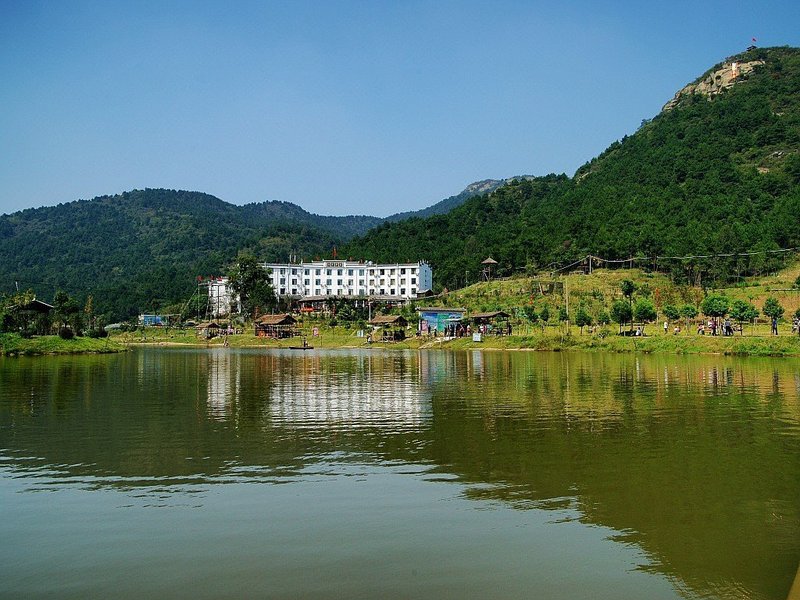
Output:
2 0 799 217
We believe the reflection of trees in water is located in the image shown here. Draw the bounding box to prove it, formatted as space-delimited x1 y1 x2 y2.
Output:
1 349 798 598
421 351 800 600
0 349 433 484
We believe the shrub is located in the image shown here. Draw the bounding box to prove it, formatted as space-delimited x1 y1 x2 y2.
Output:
58 327 75 340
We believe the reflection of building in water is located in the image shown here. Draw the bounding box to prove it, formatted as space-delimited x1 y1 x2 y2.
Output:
268 353 431 429
207 350 240 421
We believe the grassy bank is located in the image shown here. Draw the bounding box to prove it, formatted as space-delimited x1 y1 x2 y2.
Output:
110 326 800 356
0 333 126 356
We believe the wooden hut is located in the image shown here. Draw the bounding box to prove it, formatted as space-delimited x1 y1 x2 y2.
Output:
196 321 221 338
369 314 408 342
471 310 511 335
481 257 498 281
254 314 299 338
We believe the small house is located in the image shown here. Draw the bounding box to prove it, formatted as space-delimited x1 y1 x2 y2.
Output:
471 311 511 335
254 314 299 338
369 314 408 341
416 307 466 336
196 321 221 338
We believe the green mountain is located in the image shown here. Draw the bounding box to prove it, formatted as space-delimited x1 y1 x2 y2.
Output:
0 181 509 319
4 46 799 318
384 177 534 222
343 46 800 289
0 189 364 318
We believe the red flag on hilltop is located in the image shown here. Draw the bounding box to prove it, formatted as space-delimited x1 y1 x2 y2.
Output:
752 37 757 42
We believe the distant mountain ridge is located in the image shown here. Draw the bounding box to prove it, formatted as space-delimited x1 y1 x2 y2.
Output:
385 177 535 222
0 178 525 318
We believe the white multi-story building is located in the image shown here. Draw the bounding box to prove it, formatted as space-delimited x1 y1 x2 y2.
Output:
265 260 432 299
208 260 432 313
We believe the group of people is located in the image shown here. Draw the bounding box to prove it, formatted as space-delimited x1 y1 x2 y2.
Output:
424 321 513 338
695 319 737 336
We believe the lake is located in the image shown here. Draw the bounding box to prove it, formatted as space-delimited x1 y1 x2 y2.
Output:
1 348 798 599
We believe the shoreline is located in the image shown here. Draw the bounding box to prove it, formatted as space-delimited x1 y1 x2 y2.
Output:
5 329 800 357
113 328 800 357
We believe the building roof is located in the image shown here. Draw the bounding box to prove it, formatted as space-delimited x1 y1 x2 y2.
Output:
15 299 54 313
416 307 466 313
369 315 408 326
481 257 498 265
196 321 221 329
256 313 297 326
471 311 510 320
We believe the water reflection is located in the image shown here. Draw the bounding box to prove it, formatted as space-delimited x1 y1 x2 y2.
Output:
0 349 798 599
206 349 240 420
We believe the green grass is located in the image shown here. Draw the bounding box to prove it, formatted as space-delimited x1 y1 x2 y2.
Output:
106 324 800 357
0 333 126 356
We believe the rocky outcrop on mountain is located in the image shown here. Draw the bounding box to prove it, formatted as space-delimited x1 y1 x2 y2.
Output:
663 59 765 111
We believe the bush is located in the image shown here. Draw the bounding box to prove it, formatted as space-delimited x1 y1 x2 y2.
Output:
87 328 109 339
58 327 75 340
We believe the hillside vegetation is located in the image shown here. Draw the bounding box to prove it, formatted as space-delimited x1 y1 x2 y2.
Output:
0 189 356 318
344 46 800 290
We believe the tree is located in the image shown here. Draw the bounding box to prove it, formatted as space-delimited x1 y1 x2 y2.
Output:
610 299 632 334
700 294 729 319
228 254 276 320
663 304 680 323
574 306 592 334
53 290 79 334
620 280 637 332
763 297 784 335
558 306 569 333
596 309 611 327
521 305 538 324
633 298 657 333
729 299 759 335
539 306 550 330
680 304 698 330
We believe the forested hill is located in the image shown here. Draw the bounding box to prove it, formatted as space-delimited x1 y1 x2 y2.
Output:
384 177 534 222
0 189 353 318
343 46 800 289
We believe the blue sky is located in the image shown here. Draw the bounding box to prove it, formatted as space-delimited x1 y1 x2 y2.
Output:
2 0 799 217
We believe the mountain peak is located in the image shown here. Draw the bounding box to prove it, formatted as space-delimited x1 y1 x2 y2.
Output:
663 58 765 112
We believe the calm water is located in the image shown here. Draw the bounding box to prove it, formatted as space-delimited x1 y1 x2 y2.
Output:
0 348 798 599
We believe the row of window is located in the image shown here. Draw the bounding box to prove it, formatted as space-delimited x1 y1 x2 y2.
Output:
277 277 417 286
278 288 417 296
275 267 419 276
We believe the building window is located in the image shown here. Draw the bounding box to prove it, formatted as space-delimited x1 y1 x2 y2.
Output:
280 288 285 294
326 279 332 286
401 268 406 274
411 277 416 284
337 279 342 286
326 269 332 275
401 288 406 295
348 269 354 276
315 269 321 275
